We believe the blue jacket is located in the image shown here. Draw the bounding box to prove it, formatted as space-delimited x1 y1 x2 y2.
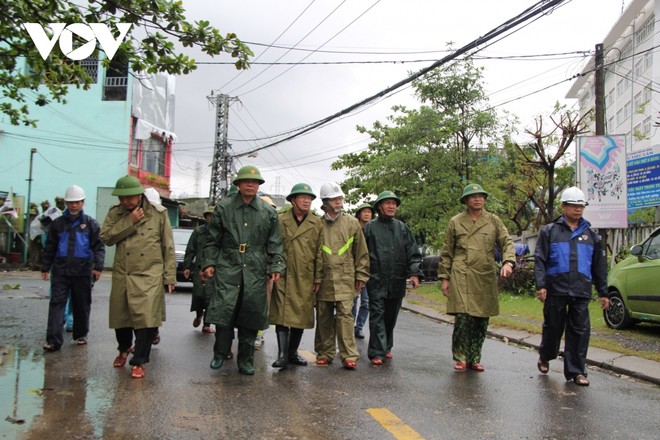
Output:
42 210 105 277
534 215 607 299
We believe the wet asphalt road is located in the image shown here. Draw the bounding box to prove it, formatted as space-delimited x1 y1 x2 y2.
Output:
0 273 658 440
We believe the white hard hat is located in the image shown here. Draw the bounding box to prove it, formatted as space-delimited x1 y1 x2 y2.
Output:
319 182 344 200
63 185 86 202
560 186 588 206
144 187 161 204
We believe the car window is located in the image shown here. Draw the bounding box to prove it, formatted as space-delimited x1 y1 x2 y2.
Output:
643 232 660 259
172 229 193 247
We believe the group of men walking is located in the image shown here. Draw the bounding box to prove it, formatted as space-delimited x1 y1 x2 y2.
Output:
40 168 609 386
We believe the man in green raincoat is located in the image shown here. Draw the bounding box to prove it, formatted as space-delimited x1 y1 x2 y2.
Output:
363 191 422 365
438 183 515 373
184 208 215 333
101 176 176 379
269 183 323 369
202 166 285 375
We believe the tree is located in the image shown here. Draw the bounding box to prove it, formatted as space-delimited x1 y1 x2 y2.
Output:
333 58 504 250
0 0 252 126
509 107 590 230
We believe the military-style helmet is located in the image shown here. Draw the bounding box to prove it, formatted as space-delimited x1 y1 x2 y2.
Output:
112 175 144 197
286 183 316 202
460 183 488 204
374 190 401 208
319 182 344 200
233 166 265 185
355 203 375 218
203 206 215 216
560 186 588 206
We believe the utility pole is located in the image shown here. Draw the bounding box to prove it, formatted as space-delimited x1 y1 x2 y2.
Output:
208 93 238 205
193 161 202 197
23 147 36 264
594 43 610 259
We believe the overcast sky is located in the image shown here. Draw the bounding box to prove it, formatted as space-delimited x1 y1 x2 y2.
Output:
169 0 631 201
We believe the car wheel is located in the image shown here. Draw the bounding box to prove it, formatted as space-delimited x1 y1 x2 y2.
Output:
603 292 634 330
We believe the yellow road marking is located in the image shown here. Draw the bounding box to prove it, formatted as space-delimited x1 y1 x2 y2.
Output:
367 408 425 439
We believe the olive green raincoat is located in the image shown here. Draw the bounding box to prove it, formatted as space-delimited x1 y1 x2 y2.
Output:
438 209 515 317
101 199 176 329
183 224 211 311
269 210 323 329
203 195 285 330
314 213 370 300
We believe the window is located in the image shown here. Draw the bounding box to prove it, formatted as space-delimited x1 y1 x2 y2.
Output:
142 136 166 176
616 76 630 96
607 116 614 131
643 116 652 136
103 54 128 101
644 50 652 70
621 40 633 59
634 91 643 111
623 100 632 119
634 58 644 79
616 108 625 126
635 14 655 45
644 83 652 102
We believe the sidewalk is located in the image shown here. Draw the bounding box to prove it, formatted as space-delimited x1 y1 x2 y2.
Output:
402 299 660 386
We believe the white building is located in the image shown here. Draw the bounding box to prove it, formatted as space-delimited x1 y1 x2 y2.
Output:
566 0 656 153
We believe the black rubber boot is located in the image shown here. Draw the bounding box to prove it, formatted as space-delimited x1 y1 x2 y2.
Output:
272 329 289 369
288 328 308 366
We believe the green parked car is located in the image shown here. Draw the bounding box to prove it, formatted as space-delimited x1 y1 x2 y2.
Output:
605 227 660 329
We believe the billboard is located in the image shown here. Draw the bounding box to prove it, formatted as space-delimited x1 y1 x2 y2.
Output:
578 135 627 228
627 144 660 210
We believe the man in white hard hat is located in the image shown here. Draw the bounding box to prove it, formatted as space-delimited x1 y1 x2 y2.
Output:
313 182 369 370
534 186 609 386
42 185 105 351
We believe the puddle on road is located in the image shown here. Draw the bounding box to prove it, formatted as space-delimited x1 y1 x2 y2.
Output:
0 346 112 439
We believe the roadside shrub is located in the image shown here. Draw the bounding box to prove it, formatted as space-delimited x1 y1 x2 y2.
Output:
498 264 536 296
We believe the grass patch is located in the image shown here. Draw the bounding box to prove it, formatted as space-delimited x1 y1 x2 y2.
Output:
407 283 660 362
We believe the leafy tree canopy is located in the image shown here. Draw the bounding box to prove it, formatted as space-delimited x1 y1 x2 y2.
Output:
0 0 253 126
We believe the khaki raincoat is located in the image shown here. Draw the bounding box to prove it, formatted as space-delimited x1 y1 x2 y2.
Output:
203 195 285 330
101 198 176 329
269 210 323 329
315 213 370 301
438 209 515 317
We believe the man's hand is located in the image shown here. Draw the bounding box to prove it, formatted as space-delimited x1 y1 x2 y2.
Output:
166 284 174 294
202 266 215 281
441 279 450 297
183 268 190 280
355 280 365 292
599 296 610 310
536 288 547 302
269 272 281 283
41 272 49 281
92 270 102 281
500 261 513 278
313 283 321 294
409 275 420 289
129 206 144 224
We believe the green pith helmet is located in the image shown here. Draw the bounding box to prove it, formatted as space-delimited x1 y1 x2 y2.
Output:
355 203 375 218
460 183 488 204
286 183 316 202
111 175 144 196
232 165 265 185
203 206 215 216
374 190 401 208
227 184 238 196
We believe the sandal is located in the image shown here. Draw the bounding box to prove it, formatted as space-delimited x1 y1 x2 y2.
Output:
76 337 88 345
131 365 145 379
43 343 60 352
113 347 133 368
470 362 485 372
370 358 384 366
385 352 393 359
454 361 467 371
193 316 202 328
573 374 590 386
152 332 161 345
343 359 357 370
537 358 549 374
316 358 330 366
202 326 215 333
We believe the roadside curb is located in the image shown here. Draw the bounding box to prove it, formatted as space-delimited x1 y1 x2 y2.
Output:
402 300 660 386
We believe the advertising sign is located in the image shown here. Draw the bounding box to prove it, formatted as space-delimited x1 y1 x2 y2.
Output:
627 144 660 210
578 135 627 228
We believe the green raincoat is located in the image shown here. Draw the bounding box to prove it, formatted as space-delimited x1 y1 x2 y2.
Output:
183 224 211 311
101 198 176 329
203 195 285 330
438 209 515 317
270 210 323 329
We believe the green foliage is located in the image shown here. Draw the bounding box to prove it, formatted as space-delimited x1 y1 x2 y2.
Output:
628 207 656 224
497 265 536 296
0 0 253 126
